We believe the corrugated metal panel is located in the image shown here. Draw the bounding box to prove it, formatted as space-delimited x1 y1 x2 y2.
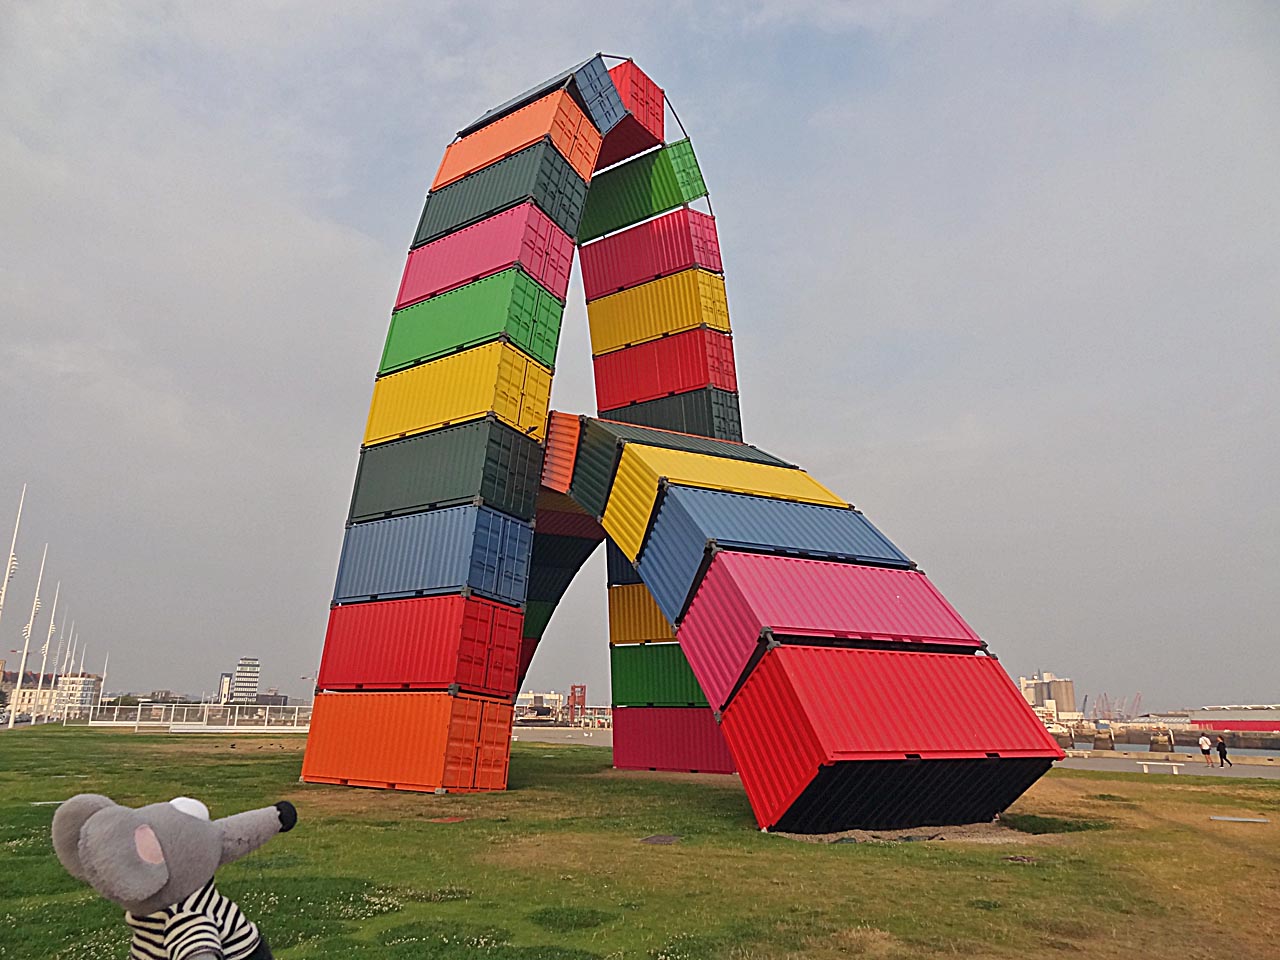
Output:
522 601 555 639
316 595 521 697
569 417 792 520
414 140 588 247
303 691 512 792
380 268 563 375
677 552 984 711
349 419 542 523
637 487 913 623
606 539 643 586
601 387 743 441
593 327 737 410
459 55 614 137
578 139 708 242
586 268 730 356
534 509 604 539
364 341 552 446
720 646 1063 830
474 699 515 789
610 642 707 706
526 532 599 603
536 489 591 516
580 208 721 301
333 505 532 606
594 60 664 170
434 89 602 190
607 583 674 644
603 445 847 560
516 636 539 687
611 706 734 773
540 411 579 494
396 203 573 309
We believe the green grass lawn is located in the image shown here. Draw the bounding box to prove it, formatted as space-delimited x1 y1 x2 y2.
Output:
1 727 1277 959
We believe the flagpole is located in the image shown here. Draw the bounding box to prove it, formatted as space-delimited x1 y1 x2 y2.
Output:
96 652 109 714
50 614 67 692
9 542 47 729
0 484 24 637
33 581 59 720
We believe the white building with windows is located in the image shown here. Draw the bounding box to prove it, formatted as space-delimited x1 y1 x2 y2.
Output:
232 658 260 703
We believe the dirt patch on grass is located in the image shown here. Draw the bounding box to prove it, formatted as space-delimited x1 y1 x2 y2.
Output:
772 819 1043 845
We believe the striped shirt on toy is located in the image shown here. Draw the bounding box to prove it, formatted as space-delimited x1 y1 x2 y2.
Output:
125 879 261 960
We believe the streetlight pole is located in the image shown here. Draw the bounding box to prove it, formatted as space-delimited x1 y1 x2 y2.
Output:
33 581 59 721
9 542 47 729
0 485 24 640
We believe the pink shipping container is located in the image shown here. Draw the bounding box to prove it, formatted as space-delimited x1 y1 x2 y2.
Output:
317 595 522 698
721 646 1063 832
677 552 983 710
534 508 606 540
580 208 722 302
612 706 736 773
593 327 737 412
395 202 574 310
594 60 665 171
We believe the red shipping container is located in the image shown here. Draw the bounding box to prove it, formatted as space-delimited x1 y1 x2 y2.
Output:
580 208 722 302
517 636 539 687
677 552 982 711
595 60 664 171
720 646 1062 831
395 202 573 309
593 327 737 411
317 595 522 698
534 508 605 540
612 706 736 773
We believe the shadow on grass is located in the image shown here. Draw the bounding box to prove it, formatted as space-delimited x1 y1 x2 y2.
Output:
1001 812 1111 834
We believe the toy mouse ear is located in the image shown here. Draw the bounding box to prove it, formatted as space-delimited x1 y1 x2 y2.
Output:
79 807 169 904
169 797 210 821
51 794 116 881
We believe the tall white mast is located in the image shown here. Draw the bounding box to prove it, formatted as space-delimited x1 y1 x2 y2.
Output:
33 581 59 717
50 614 67 689
9 542 47 729
0 484 24 636
77 642 86 677
97 652 109 711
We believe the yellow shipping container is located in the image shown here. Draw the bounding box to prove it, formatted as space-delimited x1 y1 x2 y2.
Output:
364 342 552 446
608 583 675 644
602 444 848 559
586 268 730 356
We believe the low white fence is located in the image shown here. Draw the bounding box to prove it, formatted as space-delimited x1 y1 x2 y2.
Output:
69 703 311 733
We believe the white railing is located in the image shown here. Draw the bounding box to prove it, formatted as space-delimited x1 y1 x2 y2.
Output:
70 703 311 733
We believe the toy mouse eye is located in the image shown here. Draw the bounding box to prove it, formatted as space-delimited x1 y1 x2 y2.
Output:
134 825 165 865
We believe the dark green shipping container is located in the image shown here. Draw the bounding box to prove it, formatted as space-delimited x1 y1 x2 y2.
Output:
522 600 556 639
610 642 708 707
569 413 776 518
348 419 543 524
578 139 707 243
526 533 600 602
599 387 743 443
414 139 588 247
380 268 563 375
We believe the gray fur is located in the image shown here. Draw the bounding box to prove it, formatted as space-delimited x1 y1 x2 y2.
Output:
51 794 293 916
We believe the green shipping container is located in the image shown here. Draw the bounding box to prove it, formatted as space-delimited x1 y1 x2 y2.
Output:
600 387 743 443
610 642 708 707
522 600 556 639
348 418 543 523
578 139 708 243
414 139 588 247
380 268 563 375
569 413 776 518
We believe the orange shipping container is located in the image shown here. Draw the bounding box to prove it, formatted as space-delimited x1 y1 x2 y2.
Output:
432 89 602 191
302 692 513 793
540 410 580 493
608 582 675 644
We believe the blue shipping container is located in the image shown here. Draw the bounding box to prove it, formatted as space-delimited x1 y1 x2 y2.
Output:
333 504 532 606
637 486 914 623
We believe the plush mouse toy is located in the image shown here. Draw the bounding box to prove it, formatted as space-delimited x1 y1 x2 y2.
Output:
51 793 297 960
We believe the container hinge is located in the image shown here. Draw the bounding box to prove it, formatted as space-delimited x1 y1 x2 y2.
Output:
760 627 778 649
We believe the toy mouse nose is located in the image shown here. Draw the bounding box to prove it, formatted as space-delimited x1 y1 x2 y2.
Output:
169 797 211 820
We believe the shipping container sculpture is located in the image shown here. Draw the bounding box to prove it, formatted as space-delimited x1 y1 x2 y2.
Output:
302 55 1063 830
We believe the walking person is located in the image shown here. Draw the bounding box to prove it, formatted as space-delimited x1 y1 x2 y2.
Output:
1216 736 1233 768
1198 733 1214 767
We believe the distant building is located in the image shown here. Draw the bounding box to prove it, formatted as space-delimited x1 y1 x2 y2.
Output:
216 672 233 704
255 693 288 706
57 674 103 715
9 680 61 717
232 658 260 703
1019 672 1077 716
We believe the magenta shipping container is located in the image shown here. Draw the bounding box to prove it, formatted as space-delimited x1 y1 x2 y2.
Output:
579 207 723 302
395 202 574 309
612 706 736 774
677 552 983 711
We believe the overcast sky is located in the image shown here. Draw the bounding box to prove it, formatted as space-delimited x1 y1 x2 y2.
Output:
1 2 1276 711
